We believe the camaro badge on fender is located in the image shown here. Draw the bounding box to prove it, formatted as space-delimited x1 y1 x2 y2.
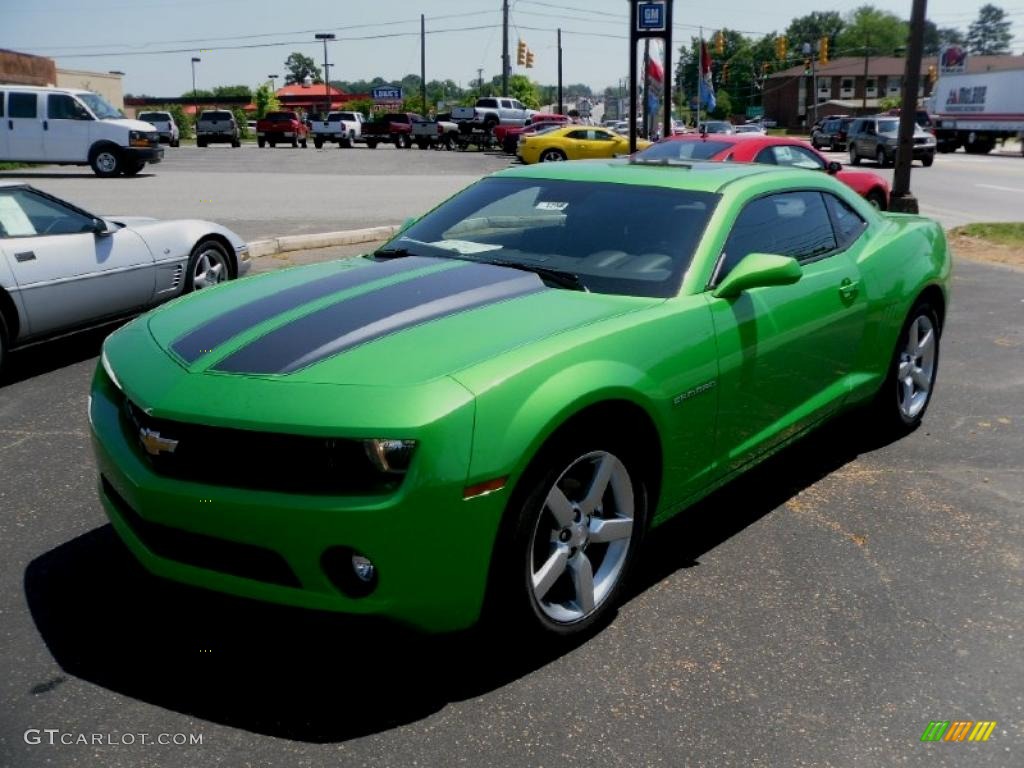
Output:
138 428 179 456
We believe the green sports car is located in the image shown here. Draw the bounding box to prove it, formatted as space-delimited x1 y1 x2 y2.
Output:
90 160 951 636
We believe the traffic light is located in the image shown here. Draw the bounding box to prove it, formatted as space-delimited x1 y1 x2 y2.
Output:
526 50 535 68
517 40 527 66
927 64 937 84
722 63 729 84
819 37 829 65
804 58 812 74
775 36 788 62
715 31 725 56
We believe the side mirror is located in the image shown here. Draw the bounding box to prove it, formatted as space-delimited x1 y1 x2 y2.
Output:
712 253 802 299
91 218 112 236
827 160 842 174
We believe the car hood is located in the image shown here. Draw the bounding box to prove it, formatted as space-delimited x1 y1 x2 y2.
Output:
108 118 163 132
143 256 645 388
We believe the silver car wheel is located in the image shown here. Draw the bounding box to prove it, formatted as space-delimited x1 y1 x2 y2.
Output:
191 246 228 289
95 152 118 174
896 314 937 420
528 450 635 625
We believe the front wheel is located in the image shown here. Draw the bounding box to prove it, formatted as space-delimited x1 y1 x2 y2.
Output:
539 148 567 162
865 189 887 210
184 240 232 292
493 437 647 637
90 147 121 177
876 147 889 167
849 147 860 166
231 139 241 148
291 137 298 148
921 153 934 167
258 138 266 148
871 302 941 434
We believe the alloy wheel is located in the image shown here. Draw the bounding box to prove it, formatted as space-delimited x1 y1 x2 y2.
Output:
528 450 635 625
896 314 937 421
191 246 228 289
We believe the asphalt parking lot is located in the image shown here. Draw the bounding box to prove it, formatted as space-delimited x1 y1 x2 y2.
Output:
0 243 1020 767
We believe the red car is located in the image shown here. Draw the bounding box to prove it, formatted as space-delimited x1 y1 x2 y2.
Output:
637 134 891 210
495 114 571 154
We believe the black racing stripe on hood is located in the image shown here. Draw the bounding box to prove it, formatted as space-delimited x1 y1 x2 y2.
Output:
171 256 438 363
213 262 545 375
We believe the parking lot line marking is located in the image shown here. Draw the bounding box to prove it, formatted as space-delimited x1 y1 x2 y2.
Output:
975 183 1024 193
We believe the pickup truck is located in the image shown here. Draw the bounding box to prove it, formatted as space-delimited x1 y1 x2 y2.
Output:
494 113 571 153
451 97 531 133
256 111 309 148
311 111 366 148
411 115 460 149
361 112 423 149
196 110 241 148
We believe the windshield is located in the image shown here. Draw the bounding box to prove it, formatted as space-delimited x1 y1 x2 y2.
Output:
396 177 718 298
636 140 732 161
329 112 356 121
137 112 168 122
78 92 123 119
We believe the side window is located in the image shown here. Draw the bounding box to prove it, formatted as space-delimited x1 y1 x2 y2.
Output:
770 145 825 170
0 188 95 238
8 92 38 119
588 129 614 141
566 129 589 140
48 94 90 120
754 147 778 165
824 193 868 249
715 191 837 284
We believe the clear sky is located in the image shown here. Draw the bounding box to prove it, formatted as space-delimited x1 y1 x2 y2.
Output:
2 0 1021 97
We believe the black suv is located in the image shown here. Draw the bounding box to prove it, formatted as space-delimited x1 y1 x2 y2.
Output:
811 116 854 151
847 115 937 168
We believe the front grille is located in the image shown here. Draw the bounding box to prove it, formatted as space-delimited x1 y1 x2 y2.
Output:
102 475 300 587
122 400 402 495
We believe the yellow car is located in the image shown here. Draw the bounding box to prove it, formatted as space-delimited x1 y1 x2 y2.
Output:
518 126 651 164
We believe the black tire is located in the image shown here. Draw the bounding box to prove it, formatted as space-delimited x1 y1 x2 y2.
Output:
170 138 180 148
291 137 298 148
486 424 649 638
300 138 308 148
442 134 456 151
258 138 266 148
865 189 887 211
89 145 122 177
539 148 567 163
269 140 276 148
314 138 324 149
870 301 941 436
484 116 499 134
366 140 377 149
122 160 146 177
197 138 207 148
0 310 9 378
849 147 860 166
876 147 889 167
184 239 233 293
921 153 934 167
231 139 241 148
341 133 353 148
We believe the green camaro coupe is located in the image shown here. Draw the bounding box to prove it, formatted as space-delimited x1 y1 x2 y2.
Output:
90 160 950 636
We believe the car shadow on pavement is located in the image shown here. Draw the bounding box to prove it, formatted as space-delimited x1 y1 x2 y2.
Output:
23 411 903 743
0 323 121 388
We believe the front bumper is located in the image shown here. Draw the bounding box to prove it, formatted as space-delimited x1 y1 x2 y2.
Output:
88 361 501 633
125 146 164 164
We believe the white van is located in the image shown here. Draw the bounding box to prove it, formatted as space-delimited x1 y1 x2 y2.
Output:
0 86 164 177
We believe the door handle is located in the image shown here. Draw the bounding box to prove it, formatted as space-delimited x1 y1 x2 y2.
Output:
14 251 36 263
839 278 859 300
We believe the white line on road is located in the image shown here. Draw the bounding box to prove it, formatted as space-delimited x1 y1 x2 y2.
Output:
976 183 1024 193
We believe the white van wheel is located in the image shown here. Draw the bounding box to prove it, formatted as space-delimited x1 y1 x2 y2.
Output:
90 147 121 177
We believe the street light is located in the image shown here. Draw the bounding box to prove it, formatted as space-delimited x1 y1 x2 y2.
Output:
268 74 278 92
191 56 201 126
314 33 335 116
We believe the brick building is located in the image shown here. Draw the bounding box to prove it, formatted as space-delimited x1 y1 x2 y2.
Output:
764 54 1022 128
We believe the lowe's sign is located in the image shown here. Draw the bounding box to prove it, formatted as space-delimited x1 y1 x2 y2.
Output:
372 86 403 102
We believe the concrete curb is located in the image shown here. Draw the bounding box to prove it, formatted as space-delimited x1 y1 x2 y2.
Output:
248 224 400 258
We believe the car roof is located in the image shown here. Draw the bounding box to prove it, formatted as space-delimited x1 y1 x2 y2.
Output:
493 158 802 195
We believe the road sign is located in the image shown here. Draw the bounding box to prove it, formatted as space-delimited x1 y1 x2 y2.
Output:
746 106 764 118
371 85 403 102
636 1 666 32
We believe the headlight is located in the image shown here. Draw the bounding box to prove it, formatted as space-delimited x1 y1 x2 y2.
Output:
129 130 156 147
363 439 417 474
101 347 123 392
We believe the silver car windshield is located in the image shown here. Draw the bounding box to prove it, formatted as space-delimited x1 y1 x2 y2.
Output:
79 92 123 119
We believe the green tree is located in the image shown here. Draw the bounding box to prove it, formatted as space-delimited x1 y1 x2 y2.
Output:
967 4 1013 54
711 90 733 119
284 52 322 85
785 12 844 50
923 21 966 55
346 98 376 119
835 6 909 58
163 104 191 139
253 84 280 118
232 107 250 139
212 84 252 101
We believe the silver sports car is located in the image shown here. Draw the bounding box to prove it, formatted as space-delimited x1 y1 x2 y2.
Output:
0 182 249 372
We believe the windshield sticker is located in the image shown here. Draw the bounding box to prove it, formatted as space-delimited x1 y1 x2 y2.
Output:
429 239 503 255
535 202 569 211
0 197 36 236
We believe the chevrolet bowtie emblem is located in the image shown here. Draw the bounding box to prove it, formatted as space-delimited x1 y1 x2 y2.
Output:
139 427 179 456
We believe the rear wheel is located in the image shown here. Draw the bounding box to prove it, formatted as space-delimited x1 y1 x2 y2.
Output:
197 138 207 148
170 138 180 148
876 147 889 167
865 189 887 210
871 302 941 435
300 138 308 148
258 138 266 148
849 147 860 166
231 138 241 148
184 240 232 292
921 153 934 167
314 137 324 149
291 137 298 148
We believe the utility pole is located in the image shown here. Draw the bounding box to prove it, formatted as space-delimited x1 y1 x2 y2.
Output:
557 28 563 116
477 67 484 91
190 56 200 126
862 33 870 111
315 33 335 115
420 14 427 113
502 0 509 96
890 0 927 212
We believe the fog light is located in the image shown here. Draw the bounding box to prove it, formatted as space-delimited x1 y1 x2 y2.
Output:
352 554 375 582
363 438 417 474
